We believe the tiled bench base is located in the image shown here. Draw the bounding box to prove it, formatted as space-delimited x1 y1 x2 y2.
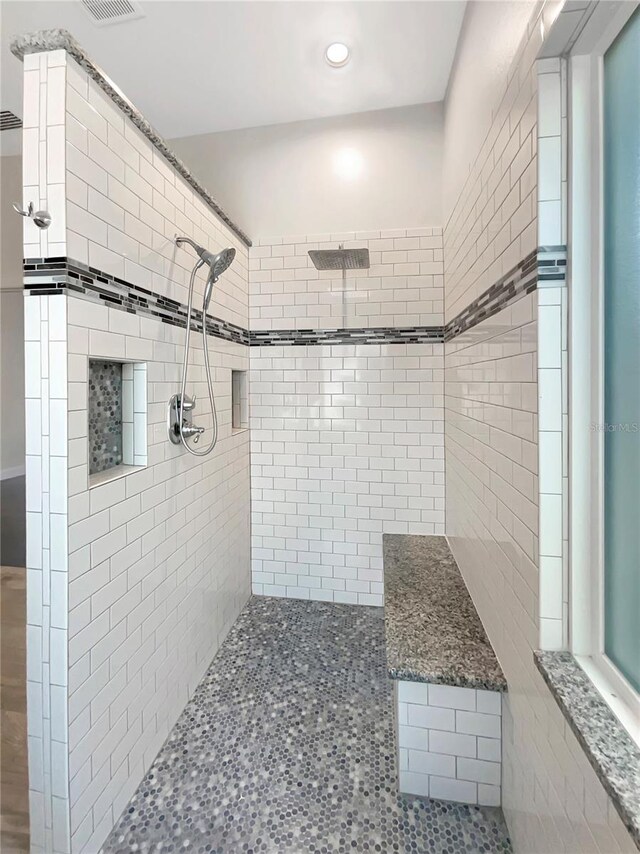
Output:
394 679 502 806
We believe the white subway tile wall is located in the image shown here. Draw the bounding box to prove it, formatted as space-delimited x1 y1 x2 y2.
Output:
23 52 252 854
250 229 443 331
444 7 635 853
443 22 538 325
63 55 248 329
65 304 249 854
250 343 445 605
248 229 445 605
536 58 569 651
24 293 71 852
396 680 502 806
22 49 71 854
22 51 68 266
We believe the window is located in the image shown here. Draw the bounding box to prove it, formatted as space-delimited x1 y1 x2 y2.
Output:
601 9 640 696
569 4 640 740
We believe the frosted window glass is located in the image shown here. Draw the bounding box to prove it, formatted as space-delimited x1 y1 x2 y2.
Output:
603 7 640 693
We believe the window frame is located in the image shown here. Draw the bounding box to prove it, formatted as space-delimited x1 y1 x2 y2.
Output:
568 1 640 744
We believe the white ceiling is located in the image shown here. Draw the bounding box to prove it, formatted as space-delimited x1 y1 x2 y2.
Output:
1 1 466 141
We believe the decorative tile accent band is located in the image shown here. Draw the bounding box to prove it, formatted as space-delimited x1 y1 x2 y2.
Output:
24 247 566 349
23 257 250 346
250 326 446 347
537 245 568 286
444 249 538 341
443 247 565 341
10 29 252 247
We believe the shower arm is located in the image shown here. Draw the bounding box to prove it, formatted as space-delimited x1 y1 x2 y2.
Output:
175 235 203 254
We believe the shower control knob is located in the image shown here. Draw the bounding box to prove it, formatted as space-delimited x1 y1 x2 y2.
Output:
167 394 204 445
181 394 196 412
181 422 205 440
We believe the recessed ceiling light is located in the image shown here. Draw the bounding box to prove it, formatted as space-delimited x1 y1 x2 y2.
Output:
325 42 350 68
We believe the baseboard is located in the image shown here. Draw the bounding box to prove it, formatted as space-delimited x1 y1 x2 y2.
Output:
0 465 25 481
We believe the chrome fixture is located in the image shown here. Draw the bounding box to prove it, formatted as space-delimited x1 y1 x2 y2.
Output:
167 393 204 444
13 201 52 229
308 244 369 328
168 236 236 456
308 246 369 270
174 237 236 311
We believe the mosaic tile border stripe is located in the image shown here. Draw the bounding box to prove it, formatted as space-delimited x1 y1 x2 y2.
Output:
443 246 565 341
537 245 567 286
24 247 566 349
250 326 446 346
444 250 538 341
23 258 444 347
23 257 250 346
11 29 252 247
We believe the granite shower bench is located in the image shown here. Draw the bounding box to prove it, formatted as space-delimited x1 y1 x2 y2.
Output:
383 534 507 806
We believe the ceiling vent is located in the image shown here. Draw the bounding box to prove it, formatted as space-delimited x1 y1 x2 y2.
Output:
0 111 22 131
81 0 144 26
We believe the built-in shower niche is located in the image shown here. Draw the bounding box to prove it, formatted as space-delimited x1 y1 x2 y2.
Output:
88 359 147 487
232 370 248 432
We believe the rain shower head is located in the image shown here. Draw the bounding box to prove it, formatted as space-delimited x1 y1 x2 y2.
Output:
175 236 236 309
308 246 370 271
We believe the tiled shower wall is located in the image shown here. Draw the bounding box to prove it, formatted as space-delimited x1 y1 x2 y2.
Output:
22 50 71 854
23 50 251 853
250 229 444 331
536 57 569 651
249 230 445 605
443 5 635 853
250 341 444 604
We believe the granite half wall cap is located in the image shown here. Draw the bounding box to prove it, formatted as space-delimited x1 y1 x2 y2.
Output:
10 28 252 247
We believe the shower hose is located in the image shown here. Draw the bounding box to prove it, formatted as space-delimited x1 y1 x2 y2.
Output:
178 259 219 456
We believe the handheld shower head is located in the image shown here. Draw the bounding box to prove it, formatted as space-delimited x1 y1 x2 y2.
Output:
171 238 237 457
175 236 236 310
203 247 236 310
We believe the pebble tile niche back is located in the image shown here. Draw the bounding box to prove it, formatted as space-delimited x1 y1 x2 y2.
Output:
88 360 122 474
87 359 148 486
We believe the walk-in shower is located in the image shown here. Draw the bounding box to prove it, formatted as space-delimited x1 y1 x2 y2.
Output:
168 237 236 455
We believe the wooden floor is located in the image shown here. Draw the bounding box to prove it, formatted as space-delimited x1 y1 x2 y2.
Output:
1 565 29 853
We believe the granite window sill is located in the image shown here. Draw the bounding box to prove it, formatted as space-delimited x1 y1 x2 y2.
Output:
534 650 640 850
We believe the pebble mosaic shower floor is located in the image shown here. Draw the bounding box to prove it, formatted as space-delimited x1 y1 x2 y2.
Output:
102 597 512 853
